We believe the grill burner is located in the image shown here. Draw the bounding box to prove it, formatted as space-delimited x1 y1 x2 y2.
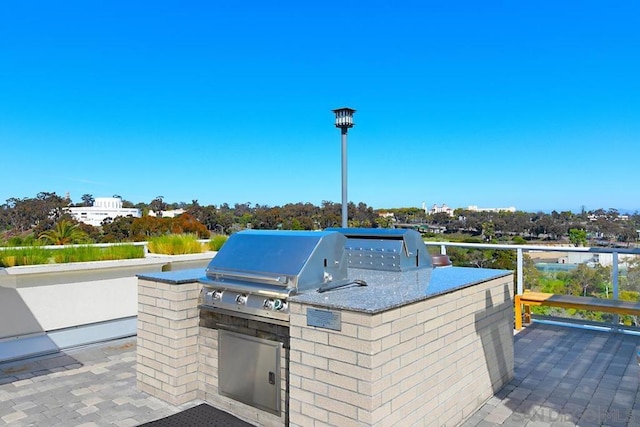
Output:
199 230 348 323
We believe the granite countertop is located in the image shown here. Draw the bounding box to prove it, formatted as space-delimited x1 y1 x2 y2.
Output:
290 266 512 314
137 268 205 284
138 266 512 314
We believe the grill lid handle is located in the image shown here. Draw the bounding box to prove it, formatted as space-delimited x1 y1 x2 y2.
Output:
317 279 367 293
208 270 290 286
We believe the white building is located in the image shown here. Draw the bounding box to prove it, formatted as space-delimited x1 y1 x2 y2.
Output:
148 208 185 218
67 197 141 227
559 252 636 268
429 204 455 217
467 205 516 213
377 212 395 218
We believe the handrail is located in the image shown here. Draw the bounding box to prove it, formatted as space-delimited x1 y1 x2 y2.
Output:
425 241 640 255
423 241 640 299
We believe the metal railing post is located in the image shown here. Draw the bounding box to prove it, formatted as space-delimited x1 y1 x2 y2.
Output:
517 248 524 295
612 251 620 329
612 251 619 300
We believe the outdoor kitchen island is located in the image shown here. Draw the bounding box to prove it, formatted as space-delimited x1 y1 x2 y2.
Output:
288 265 514 427
136 230 514 427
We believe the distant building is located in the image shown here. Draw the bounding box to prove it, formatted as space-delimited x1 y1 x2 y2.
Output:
66 197 141 227
377 212 395 218
558 252 636 268
466 205 516 213
588 213 629 221
148 209 186 218
429 204 454 217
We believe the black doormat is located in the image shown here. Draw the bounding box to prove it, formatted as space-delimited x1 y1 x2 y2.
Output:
138 403 255 427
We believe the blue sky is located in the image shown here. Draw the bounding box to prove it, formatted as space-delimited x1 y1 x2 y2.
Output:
1 1 639 213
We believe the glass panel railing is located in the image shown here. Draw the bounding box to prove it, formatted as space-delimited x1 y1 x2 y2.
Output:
424 241 640 329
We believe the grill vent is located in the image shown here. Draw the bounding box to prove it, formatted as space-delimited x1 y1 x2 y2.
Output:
326 228 432 272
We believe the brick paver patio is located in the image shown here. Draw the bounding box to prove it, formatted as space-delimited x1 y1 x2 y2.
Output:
1 323 639 426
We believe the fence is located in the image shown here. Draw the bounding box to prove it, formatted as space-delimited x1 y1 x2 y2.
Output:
423 241 640 302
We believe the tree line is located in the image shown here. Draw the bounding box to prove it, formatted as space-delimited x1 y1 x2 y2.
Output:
1 192 638 246
0 193 380 244
417 208 639 246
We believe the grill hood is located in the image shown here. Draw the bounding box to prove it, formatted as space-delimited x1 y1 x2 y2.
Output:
202 230 349 294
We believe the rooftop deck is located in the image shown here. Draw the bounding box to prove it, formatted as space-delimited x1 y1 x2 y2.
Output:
1 323 639 426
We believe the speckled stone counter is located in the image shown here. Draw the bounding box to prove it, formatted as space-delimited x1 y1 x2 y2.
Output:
137 268 204 285
290 266 511 313
137 267 511 314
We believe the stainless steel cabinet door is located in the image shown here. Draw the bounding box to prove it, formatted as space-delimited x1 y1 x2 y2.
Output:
218 330 281 415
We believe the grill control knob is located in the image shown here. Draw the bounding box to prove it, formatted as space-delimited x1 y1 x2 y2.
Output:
263 299 275 310
208 290 223 301
235 294 248 305
263 299 286 311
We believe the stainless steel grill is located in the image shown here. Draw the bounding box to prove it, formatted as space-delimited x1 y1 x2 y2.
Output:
198 230 349 324
197 227 432 419
199 228 432 324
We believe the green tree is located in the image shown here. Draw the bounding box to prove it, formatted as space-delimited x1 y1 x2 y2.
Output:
39 220 89 245
481 222 496 242
376 215 394 229
618 223 638 245
568 228 587 247
1 192 67 233
150 196 166 216
566 264 610 297
170 213 210 238
81 194 95 207
623 258 640 293
101 216 135 242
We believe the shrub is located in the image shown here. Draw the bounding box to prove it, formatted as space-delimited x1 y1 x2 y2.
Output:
1 234 38 247
209 235 228 251
0 244 145 266
53 246 102 263
512 236 527 244
39 220 89 245
0 247 51 267
101 244 145 260
52 245 145 263
147 234 204 255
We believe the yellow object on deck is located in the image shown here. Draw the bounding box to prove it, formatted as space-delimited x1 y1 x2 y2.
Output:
514 291 640 330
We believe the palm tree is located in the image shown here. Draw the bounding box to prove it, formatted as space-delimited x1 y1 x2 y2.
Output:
81 194 95 207
39 220 89 245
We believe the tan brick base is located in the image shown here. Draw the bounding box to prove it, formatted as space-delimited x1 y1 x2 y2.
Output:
288 275 514 427
136 279 200 405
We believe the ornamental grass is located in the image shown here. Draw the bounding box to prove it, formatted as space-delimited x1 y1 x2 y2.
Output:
147 234 205 255
0 247 51 267
0 244 144 267
208 234 228 251
52 245 145 263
